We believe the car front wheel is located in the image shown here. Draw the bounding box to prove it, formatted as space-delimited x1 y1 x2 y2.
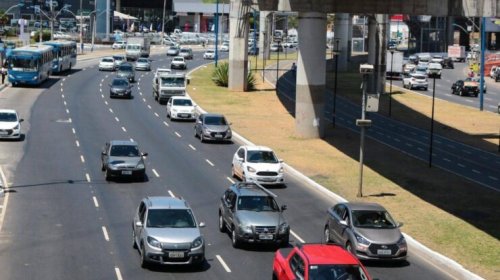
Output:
324 227 331 243
231 228 241 248
140 244 149 268
218 213 226 233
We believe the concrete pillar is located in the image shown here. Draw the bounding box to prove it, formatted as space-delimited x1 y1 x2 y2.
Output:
375 14 388 94
259 11 271 59
296 12 327 139
367 15 377 93
194 14 201 33
116 0 121 11
228 0 250 91
446 16 454 46
333 13 350 71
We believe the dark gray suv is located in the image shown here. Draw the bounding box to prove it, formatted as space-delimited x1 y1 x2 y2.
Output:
218 182 289 248
117 62 136 83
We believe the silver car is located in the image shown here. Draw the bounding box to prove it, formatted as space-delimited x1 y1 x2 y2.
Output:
194 113 232 143
101 140 147 181
324 202 407 261
218 182 289 248
135 58 151 71
132 196 205 268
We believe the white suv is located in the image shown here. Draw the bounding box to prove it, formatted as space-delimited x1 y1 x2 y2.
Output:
403 73 428 90
231 145 285 186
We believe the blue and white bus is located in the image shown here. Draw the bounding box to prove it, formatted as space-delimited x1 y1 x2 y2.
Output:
43 40 77 74
7 44 54 86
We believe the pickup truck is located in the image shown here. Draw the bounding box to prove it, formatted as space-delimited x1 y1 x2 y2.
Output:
272 243 373 280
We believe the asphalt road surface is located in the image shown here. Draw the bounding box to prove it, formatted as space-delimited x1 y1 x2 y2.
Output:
0 51 463 280
276 64 500 191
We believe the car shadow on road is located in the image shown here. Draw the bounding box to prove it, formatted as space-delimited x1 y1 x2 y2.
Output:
8 179 88 189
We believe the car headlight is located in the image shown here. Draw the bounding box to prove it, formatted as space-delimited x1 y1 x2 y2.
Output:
278 223 289 234
397 235 407 251
32 76 38 80
8 74 14 79
355 233 370 250
13 124 20 130
147 236 162 248
239 224 253 234
191 236 204 249
247 166 256 173
172 108 177 113
202 127 211 134
136 163 145 169
279 167 284 173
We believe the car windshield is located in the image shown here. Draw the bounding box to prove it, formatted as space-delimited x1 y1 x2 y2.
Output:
0 113 17 122
351 210 397 229
204 116 227 125
137 58 148 63
237 196 279 211
308 264 368 280
173 99 193 106
247 150 278 163
160 77 185 86
113 56 123 61
180 49 189 53
119 65 133 72
147 209 196 228
206 50 214 54
109 145 140 157
102 58 113 63
126 45 140 50
412 75 426 80
173 58 184 62
112 79 128 86
169 47 178 51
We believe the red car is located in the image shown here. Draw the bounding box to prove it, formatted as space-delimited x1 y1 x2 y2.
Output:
273 243 372 280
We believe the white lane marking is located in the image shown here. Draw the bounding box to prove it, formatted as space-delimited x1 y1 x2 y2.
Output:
130 138 134 142
115 117 119 122
66 109 70 114
434 140 442 144
93 196 99 208
154 112 159 117
188 144 196 151
447 144 455 148
109 108 114 113
406 143 413 147
139 92 143 96
86 173 91 182
152 169 160 177
458 163 465 168
143 98 146 102
62 78 66 82
0 166 11 232
61 94 65 98
102 226 110 241
147 105 152 109
417 147 424 152
104 101 108 105
443 158 451 162
114 267 123 280
489 176 498 181
99 88 102 93
465 99 473 103
205 159 214 166
60 88 63 92
445 93 452 97
175 132 181 138
72 128 76 134
101 94 104 99
121 127 127 132
227 177 235 183
290 230 305 243
216 255 232 273
472 169 481 174
168 190 175 197
99 83 102 87
80 155 85 163
163 121 169 127
63 101 67 106
75 140 80 147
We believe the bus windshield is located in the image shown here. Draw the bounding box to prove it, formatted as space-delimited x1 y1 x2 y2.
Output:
10 57 39 72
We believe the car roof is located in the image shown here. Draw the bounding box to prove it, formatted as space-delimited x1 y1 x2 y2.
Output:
344 202 386 211
299 244 360 265
0 109 17 114
202 113 225 118
146 196 189 210
231 183 272 197
242 145 273 152
112 77 128 82
171 96 191 100
109 140 137 146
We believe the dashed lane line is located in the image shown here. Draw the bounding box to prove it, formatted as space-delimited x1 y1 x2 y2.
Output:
109 108 114 113
216 255 232 273
102 226 110 241
121 127 127 132
114 267 123 280
163 121 169 127
80 155 85 163
189 144 196 151
205 159 214 167
168 190 175 197
105 101 108 105
93 196 99 208
175 132 181 138
76 140 80 147
154 112 159 117
115 117 119 122
72 128 76 134
0 166 11 232
152 169 160 177
290 230 305 243
86 173 91 182
227 177 235 184
66 109 70 114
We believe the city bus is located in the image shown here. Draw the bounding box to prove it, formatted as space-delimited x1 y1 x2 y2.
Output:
7 44 54 86
43 40 77 74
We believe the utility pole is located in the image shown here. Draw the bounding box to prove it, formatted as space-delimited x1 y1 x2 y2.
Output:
357 64 374 197
161 0 166 46
80 0 83 54
50 0 54 40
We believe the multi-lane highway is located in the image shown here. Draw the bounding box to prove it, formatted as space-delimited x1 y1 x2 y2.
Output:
0 49 473 280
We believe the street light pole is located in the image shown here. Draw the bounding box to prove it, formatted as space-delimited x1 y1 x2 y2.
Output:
50 0 54 40
389 50 394 117
214 0 219 67
161 0 166 46
358 72 368 197
429 76 436 167
333 39 339 127
80 0 83 54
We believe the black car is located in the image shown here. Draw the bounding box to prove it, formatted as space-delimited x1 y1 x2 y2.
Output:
441 57 454 69
451 80 479 97
117 62 136 83
109 77 133 99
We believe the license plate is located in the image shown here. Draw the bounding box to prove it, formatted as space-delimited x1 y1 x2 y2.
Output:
259 234 273 240
260 178 275 182
377 249 392 255
0 131 7 135
179 114 189 118
122 170 132 175
215 134 223 138
168 252 184 258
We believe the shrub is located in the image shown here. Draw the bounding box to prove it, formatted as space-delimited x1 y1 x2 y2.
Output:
212 62 256 90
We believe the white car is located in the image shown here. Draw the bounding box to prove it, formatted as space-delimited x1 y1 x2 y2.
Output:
112 41 126 49
403 73 428 90
166 96 197 121
0 109 24 140
220 42 229 52
231 145 285 185
171 56 187 70
154 68 171 78
203 50 215 60
112 55 126 68
98 57 116 71
427 62 443 78
403 63 416 74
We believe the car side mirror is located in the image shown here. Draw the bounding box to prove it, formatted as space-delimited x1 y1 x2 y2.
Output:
135 221 143 227
19 118 24 122
101 151 107 156
339 220 348 226
279 159 284 163
281 205 287 211
397 222 404 228
141 152 148 157
187 79 190 85
199 222 206 228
